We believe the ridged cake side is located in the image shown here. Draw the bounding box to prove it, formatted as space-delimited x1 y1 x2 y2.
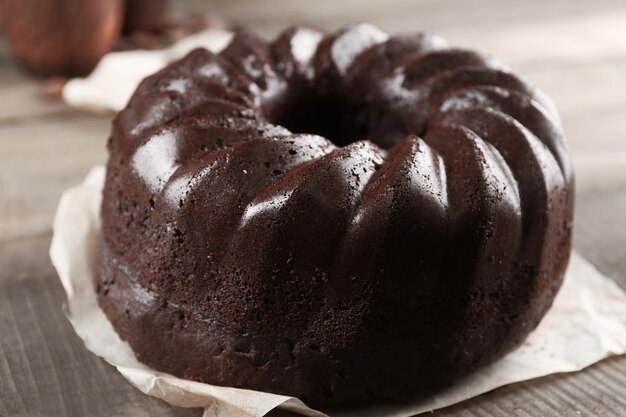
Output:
96 23 574 406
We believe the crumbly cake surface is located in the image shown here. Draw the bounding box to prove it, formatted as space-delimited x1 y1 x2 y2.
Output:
96 23 574 406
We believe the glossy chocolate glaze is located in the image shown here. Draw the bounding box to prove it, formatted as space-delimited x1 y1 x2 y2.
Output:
95 23 575 406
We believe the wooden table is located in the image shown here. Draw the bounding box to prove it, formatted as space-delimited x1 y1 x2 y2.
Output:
1 0 625 415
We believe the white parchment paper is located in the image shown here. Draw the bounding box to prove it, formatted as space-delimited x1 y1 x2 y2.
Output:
50 166 626 417
63 29 233 113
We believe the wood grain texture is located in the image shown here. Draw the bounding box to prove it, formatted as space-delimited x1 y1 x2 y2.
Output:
0 0 625 415
0 114 108 244
0 190 625 417
0 237 200 417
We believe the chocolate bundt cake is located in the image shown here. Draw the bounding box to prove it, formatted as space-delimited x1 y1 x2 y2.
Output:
96 23 574 406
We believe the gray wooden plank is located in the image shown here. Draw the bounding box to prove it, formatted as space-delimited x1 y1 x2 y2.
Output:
0 236 202 417
1 0 626 415
0 54 71 122
0 114 109 245
194 0 626 39
573 187 626 287
432 356 626 416
0 185 624 417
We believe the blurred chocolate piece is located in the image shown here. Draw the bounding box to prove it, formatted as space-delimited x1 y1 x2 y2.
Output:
0 0 124 77
123 0 169 34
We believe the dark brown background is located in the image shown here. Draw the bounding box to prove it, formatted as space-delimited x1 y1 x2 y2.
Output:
1 0 625 416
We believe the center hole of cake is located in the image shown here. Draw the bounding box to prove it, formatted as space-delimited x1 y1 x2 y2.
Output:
264 89 400 149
